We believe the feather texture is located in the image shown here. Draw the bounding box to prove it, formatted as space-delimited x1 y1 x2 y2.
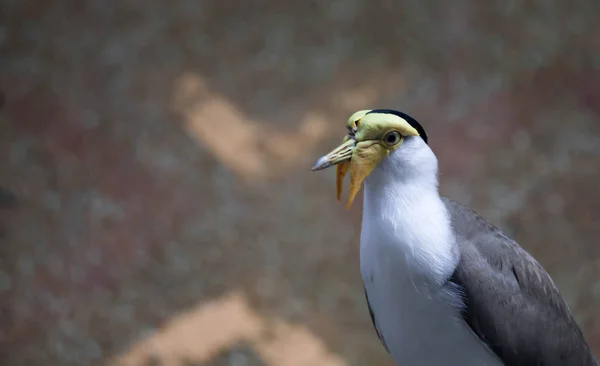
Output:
360 136 598 366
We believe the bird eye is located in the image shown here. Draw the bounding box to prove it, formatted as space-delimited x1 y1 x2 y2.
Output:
383 131 401 146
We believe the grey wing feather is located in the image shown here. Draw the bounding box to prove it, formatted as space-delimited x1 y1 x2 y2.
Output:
364 285 390 353
443 197 598 366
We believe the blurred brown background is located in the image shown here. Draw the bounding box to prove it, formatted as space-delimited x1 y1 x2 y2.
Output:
1 1 600 365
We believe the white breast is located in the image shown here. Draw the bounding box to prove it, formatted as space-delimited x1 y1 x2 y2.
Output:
360 181 504 366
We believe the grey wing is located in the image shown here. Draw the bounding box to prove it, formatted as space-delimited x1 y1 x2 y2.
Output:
444 198 598 366
364 285 390 353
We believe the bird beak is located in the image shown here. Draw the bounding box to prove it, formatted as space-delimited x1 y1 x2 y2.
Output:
312 137 386 209
311 137 356 172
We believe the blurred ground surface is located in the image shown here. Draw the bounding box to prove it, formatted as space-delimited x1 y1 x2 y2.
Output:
1 1 600 365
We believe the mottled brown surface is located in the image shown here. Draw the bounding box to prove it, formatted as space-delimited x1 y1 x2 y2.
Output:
1 1 600 365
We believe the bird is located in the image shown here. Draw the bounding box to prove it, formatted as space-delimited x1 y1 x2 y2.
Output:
311 109 598 366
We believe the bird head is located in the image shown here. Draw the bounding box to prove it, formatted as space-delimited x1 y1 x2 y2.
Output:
311 109 428 209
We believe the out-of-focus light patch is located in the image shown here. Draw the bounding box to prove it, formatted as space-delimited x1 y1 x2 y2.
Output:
255 321 346 366
183 96 269 178
171 72 332 180
333 85 379 111
111 290 347 366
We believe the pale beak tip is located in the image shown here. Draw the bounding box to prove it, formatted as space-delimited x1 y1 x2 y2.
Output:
311 156 330 171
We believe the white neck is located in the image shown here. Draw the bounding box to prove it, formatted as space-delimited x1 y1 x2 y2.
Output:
361 137 459 285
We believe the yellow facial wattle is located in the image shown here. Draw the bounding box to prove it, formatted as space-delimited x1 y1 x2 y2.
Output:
311 109 420 209
336 161 349 201
346 142 388 209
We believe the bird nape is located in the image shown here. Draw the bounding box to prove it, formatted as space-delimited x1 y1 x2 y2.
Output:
311 109 598 366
